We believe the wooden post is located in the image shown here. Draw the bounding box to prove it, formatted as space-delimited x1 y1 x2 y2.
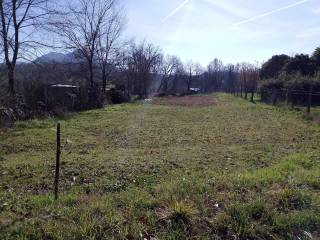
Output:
272 89 278 106
291 91 295 108
285 89 289 106
307 86 313 114
54 123 61 200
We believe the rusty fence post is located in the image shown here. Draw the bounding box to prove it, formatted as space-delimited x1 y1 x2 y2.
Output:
54 123 61 200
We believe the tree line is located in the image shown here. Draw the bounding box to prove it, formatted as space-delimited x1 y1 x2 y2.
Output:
259 48 320 106
0 0 261 111
0 0 319 120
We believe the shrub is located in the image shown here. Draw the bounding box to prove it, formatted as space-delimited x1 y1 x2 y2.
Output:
259 73 320 105
107 88 130 104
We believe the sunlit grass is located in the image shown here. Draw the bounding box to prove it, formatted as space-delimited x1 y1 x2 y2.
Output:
0 94 319 239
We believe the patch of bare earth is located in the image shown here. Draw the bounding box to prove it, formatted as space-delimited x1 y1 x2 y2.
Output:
153 95 217 107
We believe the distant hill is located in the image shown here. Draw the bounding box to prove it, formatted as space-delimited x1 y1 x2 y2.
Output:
35 51 80 64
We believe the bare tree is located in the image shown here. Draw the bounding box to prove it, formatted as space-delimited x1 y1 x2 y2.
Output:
0 0 55 95
239 63 249 99
56 0 118 88
247 64 260 102
207 58 224 92
157 55 182 94
126 41 162 99
223 64 235 93
234 63 241 96
238 63 259 101
96 1 125 92
185 61 202 93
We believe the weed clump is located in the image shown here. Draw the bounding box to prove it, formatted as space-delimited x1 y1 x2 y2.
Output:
156 200 195 238
228 204 251 238
225 200 274 239
271 211 320 239
169 201 193 226
277 188 312 211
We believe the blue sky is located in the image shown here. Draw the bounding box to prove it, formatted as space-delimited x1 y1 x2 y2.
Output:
123 0 320 66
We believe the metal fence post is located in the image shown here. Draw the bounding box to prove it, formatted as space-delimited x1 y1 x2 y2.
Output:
307 86 313 114
54 123 61 200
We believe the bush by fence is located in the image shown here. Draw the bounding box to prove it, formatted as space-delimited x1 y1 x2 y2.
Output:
259 74 320 106
232 73 320 116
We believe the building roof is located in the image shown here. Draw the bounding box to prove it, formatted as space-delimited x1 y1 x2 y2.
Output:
50 84 80 88
190 88 201 92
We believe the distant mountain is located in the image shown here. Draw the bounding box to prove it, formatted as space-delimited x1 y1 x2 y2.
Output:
35 51 80 64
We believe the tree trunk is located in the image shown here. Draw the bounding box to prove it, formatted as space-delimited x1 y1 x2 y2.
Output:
285 89 290 105
88 59 94 88
143 74 148 99
102 75 107 93
127 75 131 98
187 71 192 92
8 68 15 95
272 89 278 106
291 92 295 108
102 66 107 93
89 67 94 87
157 77 165 93
250 91 254 102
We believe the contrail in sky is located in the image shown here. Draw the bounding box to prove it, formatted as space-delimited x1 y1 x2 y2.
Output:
162 0 190 22
233 0 310 26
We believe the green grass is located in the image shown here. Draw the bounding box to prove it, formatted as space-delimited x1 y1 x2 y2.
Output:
0 94 319 239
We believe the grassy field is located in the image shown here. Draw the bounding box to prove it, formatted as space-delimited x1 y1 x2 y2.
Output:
0 94 319 240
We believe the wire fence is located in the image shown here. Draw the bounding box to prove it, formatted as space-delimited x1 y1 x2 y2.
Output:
233 88 320 115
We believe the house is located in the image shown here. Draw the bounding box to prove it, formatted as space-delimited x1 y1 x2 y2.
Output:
45 84 80 109
190 88 201 94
